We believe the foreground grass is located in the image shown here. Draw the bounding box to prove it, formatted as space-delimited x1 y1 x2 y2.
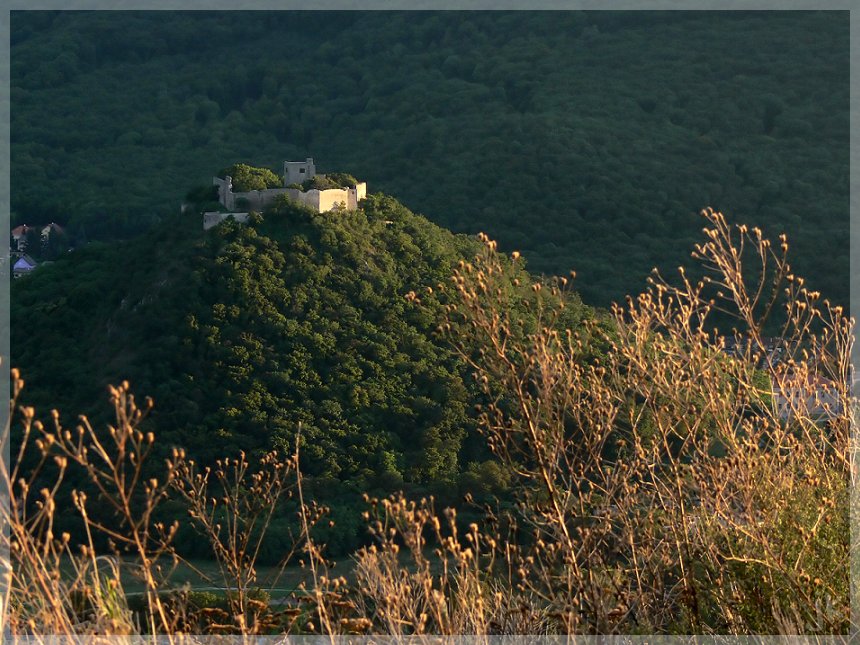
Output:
3 210 852 636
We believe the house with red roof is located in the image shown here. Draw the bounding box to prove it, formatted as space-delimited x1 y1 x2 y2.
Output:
10 225 30 252
40 222 65 240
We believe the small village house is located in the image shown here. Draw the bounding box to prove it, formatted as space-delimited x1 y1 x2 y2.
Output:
12 254 37 278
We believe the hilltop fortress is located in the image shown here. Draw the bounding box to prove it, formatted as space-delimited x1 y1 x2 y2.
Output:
213 158 366 214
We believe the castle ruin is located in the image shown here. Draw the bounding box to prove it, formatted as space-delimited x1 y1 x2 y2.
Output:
212 158 367 214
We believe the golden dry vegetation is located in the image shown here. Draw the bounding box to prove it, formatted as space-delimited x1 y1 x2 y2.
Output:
2 210 853 637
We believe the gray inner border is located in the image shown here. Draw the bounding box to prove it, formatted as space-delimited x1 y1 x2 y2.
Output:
1 3 854 641
1 5 10 643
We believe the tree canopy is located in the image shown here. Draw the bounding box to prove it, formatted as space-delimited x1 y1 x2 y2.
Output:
10 11 848 308
11 191 592 488
218 163 282 192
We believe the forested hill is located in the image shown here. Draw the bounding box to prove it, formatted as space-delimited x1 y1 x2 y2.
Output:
11 193 592 493
10 11 848 307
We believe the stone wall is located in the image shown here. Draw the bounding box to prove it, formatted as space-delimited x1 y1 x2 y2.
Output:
203 211 250 230
349 183 367 209
213 164 367 215
231 188 290 211
318 188 349 212
213 176 235 210
213 176 291 211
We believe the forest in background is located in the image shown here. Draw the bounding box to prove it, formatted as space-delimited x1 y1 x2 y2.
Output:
10 10 849 307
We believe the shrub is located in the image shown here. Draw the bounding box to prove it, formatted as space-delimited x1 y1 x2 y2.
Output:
301 173 358 191
219 163 282 192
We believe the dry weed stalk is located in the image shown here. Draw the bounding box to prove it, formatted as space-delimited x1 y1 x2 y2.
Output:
171 447 298 634
352 494 495 635
2 372 178 637
433 208 852 634
1 376 342 638
290 430 364 638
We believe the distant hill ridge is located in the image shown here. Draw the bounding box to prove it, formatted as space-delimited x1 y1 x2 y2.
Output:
11 12 847 307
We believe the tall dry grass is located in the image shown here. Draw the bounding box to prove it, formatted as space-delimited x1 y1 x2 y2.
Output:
1 208 853 637
2 377 176 636
172 447 298 633
429 207 852 633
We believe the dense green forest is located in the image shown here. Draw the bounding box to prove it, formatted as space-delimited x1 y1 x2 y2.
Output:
11 191 594 554
10 11 848 306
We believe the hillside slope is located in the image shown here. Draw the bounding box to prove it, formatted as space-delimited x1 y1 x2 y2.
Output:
11 192 592 489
